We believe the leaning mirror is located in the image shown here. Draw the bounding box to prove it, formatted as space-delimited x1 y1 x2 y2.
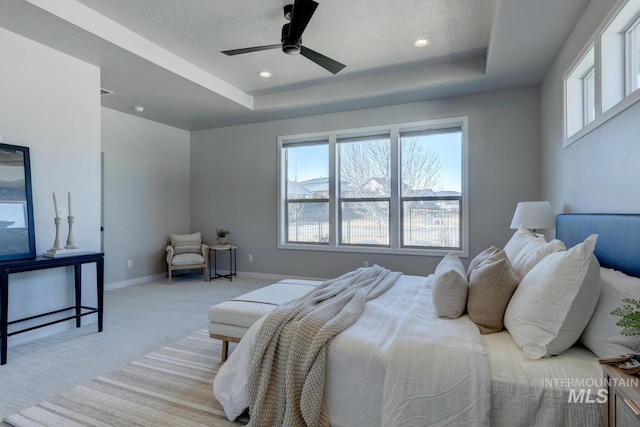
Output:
0 143 36 261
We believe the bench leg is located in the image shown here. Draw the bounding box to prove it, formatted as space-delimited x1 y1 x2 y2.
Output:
210 334 240 363
221 340 229 362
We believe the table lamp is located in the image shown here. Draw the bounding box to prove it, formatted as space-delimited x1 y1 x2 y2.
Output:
509 201 555 233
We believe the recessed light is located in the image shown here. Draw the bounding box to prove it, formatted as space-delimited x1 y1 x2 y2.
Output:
133 106 144 113
257 70 273 78
413 38 431 47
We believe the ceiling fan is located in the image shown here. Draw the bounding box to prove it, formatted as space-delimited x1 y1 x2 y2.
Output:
221 0 346 75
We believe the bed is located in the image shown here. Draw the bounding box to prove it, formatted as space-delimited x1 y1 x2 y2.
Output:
214 213 640 426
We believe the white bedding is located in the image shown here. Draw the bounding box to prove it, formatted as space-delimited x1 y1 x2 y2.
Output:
481 331 602 427
214 275 491 426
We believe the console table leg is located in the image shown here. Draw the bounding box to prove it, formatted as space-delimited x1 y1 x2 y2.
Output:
1 270 8 365
97 257 104 332
74 264 82 328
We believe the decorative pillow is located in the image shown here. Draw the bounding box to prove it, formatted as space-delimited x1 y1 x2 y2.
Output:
466 246 499 279
503 226 544 264
170 232 202 254
511 238 566 278
580 267 640 358
171 253 205 266
504 234 601 359
467 251 520 334
432 252 469 319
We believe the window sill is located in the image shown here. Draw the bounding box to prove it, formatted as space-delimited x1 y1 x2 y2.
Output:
278 242 468 258
565 88 640 148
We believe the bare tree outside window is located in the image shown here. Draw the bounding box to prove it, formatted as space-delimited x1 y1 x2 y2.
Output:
338 136 447 246
401 137 442 196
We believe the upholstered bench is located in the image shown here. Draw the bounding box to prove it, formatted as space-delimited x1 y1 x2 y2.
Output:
208 279 322 361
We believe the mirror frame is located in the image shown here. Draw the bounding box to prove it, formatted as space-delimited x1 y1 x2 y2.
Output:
0 143 36 261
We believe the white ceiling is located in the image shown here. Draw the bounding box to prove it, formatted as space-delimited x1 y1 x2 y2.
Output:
0 0 591 130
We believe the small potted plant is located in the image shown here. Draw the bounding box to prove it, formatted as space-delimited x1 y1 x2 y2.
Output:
611 298 640 336
216 228 231 245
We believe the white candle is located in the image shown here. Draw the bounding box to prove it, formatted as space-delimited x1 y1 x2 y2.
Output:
52 192 59 218
68 192 72 217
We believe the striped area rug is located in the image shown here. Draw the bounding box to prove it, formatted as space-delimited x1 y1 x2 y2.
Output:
4 330 245 426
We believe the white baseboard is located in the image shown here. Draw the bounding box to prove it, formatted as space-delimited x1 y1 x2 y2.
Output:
104 271 328 291
105 273 166 291
236 271 329 282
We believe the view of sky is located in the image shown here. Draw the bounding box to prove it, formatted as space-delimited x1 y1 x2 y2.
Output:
286 131 462 193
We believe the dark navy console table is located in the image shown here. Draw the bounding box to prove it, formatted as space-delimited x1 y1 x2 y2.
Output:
0 252 104 365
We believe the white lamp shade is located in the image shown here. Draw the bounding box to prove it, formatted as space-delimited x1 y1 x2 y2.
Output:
509 201 555 230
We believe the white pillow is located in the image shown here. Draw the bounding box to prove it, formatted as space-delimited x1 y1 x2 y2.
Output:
511 238 566 278
580 268 640 358
504 234 601 358
432 252 468 319
503 226 545 264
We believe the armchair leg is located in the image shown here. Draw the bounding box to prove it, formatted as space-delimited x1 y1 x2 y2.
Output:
168 268 172 284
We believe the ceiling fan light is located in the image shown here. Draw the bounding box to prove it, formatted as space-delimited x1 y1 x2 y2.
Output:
257 70 273 78
413 38 431 47
282 43 301 55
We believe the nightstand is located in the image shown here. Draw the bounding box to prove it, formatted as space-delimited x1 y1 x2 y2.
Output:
603 365 640 427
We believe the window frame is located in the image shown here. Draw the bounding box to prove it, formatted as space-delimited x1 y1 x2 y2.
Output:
277 117 469 257
337 134 392 247
564 45 595 143
563 0 640 147
583 67 596 125
625 15 640 95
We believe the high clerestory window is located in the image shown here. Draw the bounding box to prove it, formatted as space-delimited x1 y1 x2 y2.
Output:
278 117 468 256
564 0 640 147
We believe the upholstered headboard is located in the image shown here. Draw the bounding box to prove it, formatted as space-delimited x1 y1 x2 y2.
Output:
556 213 640 278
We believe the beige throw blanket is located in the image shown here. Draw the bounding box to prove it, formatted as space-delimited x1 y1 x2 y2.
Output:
247 265 401 427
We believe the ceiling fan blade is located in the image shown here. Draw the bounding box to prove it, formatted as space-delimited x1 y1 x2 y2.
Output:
300 46 346 74
287 0 318 42
221 44 282 56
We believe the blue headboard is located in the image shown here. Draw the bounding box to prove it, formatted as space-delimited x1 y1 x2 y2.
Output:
556 213 640 278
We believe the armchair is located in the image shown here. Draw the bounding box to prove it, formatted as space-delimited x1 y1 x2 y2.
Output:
166 232 209 283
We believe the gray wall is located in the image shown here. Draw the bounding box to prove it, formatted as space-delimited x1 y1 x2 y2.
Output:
542 0 640 214
101 108 191 287
191 86 541 278
0 28 101 345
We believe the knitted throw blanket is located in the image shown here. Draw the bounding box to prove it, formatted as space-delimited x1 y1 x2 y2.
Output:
247 265 401 427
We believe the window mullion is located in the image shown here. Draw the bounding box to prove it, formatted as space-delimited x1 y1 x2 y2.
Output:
328 134 338 246
389 128 400 249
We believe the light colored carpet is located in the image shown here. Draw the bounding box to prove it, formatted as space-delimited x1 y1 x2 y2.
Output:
4 329 244 426
0 273 279 426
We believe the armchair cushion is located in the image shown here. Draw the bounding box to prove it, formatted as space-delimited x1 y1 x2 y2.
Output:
171 253 206 266
170 232 202 254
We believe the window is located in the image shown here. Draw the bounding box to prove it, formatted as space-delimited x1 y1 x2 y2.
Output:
564 0 640 146
284 141 329 244
564 45 595 140
338 135 390 246
278 117 468 256
627 16 640 94
401 129 462 249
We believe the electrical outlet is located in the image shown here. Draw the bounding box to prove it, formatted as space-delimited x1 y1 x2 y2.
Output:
127 259 132 268
57 207 67 218
248 254 253 263
363 261 369 267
